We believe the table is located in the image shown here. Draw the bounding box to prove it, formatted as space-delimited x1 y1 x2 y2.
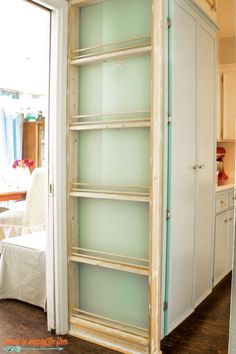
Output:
0 186 27 202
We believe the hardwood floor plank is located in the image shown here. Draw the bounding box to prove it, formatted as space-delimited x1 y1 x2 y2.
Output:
0 274 231 354
161 274 231 354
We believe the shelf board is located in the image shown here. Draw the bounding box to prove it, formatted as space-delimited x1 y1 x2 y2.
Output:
70 315 149 354
71 246 149 266
70 45 151 66
69 255 149 276
69 119 151 131
70 189 150 203
217 139 235 143
71 0 104 7
71 310 149 340
71 254 148 275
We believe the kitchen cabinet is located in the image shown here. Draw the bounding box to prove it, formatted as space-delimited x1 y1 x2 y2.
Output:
214 188 235 286
166 0 216 334
218 66 236 141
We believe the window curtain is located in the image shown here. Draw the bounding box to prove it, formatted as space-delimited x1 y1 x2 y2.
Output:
0 108 23 183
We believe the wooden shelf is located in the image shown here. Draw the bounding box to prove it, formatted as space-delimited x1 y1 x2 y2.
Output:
71 0 104 7
69 315 149 354
72 36 151 59
67 0 163 352
70 46 151 67
71 310 149 339
69 255 149 276
69 118 151 131
70 189 150 203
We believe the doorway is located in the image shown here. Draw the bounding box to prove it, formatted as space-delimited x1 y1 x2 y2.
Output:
0 0 50 332
0 0 68 341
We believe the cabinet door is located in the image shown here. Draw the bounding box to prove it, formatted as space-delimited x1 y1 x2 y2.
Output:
194 21 215 307
227 209 234 271
223 71 236 140
214 212 228 286
168 0 197 333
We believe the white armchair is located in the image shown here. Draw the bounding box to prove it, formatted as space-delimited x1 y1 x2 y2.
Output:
0 168 46 240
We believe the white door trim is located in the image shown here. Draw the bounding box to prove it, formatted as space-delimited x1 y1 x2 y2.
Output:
32 0 68 335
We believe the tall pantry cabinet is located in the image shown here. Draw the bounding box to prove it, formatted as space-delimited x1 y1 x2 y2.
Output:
166 0 217 333
67 1 163 353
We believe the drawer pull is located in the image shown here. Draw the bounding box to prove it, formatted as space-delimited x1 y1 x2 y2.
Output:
220 200 225 206
224 219 228 223
229 217 233 221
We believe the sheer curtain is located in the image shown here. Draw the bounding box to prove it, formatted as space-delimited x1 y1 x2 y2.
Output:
0 99 23 185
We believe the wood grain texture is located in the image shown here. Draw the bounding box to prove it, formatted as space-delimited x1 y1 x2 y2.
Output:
161 274 231 354
0 190 26 202
0 299 119 354
22 121 45 170
0 275 231 354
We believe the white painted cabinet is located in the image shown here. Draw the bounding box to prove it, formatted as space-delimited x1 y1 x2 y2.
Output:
223 71 236 140
194 16 215 308
227 209 234 269
166 0 216 334
214 212 229 284
214 188 235 286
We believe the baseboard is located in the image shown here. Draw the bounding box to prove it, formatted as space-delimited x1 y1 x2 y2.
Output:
194 288 212 308
167 308 194 334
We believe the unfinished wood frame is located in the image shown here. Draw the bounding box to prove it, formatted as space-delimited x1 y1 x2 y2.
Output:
67 0 164 352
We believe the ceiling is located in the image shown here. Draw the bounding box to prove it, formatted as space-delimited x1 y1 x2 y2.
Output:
217 0 236 38
0 0 50 95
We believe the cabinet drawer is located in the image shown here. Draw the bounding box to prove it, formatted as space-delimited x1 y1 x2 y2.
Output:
216 195 228 213
228 192 235 208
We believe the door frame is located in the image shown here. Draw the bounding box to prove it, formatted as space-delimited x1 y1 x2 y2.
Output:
32 0 68 335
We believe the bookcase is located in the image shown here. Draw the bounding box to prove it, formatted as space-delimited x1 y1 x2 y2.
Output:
22 120 45 170
67 1 163 353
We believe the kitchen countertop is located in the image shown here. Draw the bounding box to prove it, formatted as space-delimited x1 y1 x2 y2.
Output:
216 178 235 192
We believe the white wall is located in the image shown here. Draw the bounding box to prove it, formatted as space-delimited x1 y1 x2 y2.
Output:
0 0 50 95
219 37 236 65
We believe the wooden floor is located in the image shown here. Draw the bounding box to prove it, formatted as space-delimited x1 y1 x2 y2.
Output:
161 274 232 354
0 274 231 354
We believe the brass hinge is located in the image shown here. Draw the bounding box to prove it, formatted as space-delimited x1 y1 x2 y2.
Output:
166 209 171 220
167 18 172 29
49 183 54 196
163 301 168 312
167 114 172 125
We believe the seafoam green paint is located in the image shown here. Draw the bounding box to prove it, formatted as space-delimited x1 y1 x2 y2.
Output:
164 0 173 336
78 55 151 118
78 198 149 262
79 263 149 329
75 0 152 331
79 0 152 51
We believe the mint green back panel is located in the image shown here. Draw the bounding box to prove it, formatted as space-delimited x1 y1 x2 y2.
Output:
79 263 149 329
78 198 149 262
74 0 151 331
79 55 151 117
79 0 151 50
78 128 149 186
